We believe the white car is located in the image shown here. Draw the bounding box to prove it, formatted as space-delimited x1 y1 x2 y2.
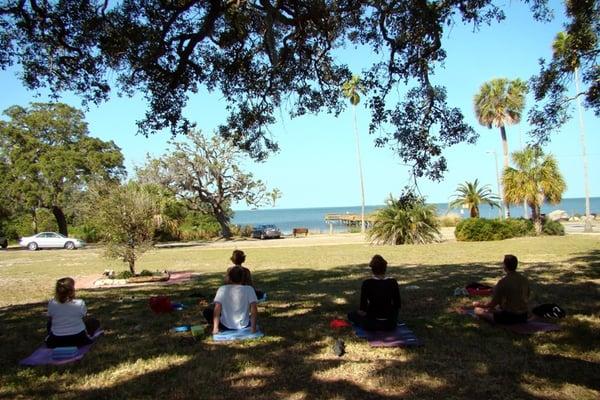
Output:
19 232 85 251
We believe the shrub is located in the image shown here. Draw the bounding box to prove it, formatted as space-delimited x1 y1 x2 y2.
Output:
115 270 134 279
69 224 100 243
179 212 221 240
438 213 461 227
230 224 254 237
368 193 440 245
542 220 565 236
455 218 534 241
139 269 154 277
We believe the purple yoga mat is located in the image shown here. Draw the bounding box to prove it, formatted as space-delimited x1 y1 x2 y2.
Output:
353 323 421 347
458 308 560 334
19 330 104 366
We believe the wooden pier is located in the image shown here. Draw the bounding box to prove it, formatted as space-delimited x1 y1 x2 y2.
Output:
324 213 375 227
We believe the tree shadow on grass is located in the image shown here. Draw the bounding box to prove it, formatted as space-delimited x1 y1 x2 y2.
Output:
0 260 598 399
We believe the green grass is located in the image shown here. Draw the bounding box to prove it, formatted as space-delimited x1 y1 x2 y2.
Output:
1 235 599 399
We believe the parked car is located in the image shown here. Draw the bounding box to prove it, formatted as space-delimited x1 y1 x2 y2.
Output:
19 232 85 250
0 237 7 249
251 224 281 239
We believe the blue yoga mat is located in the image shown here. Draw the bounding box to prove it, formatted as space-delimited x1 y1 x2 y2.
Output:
212 327 264 341
353 323 421 347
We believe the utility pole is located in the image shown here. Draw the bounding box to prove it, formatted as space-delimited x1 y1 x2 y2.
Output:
487 150 503 219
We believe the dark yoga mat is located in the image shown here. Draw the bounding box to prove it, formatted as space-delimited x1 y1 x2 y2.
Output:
353 323 421 347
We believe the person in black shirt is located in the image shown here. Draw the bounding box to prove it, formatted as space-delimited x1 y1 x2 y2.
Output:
348 255 401 331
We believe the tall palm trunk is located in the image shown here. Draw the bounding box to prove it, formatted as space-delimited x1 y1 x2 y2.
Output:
353 104 366 234
499 125 510 218
575 67 592 232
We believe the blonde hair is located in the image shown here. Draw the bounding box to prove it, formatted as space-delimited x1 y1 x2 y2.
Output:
55 277 76 303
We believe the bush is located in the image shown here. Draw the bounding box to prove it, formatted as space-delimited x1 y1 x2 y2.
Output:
115 270 134 279
230 224 254 237
69 224 100 243
438 213 461 227
139 269 154 277
368 193 440 245
542 220 565 236
179 212 221 240
455 218 534 241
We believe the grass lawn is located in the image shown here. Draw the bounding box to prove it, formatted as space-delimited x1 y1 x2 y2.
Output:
0 235 599 399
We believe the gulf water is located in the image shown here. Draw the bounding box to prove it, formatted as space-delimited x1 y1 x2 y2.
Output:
232 197 600 235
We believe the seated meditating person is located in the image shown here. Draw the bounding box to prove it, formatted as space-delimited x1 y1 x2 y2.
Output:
225 250 264 300
473 254 530 324
45 277 100 348
203 266 258 334
348 255 401 331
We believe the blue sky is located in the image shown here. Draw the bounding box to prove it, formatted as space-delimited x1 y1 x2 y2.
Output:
1 1 598 210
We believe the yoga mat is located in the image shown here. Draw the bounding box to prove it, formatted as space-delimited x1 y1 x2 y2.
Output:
458 308 560 334
353 323 421 347
257 293 267 303
212 327 264 341
19 330 104 366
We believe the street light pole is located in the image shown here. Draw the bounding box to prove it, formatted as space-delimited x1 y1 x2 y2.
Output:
487 150 503 219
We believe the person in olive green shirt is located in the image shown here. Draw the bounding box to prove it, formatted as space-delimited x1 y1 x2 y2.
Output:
473 254 530 324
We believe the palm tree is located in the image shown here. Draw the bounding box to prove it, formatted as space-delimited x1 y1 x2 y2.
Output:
474 78 528 218
368 194 440 245
553 31 592 232
269 188 282 207
503 146 566 234
449 179 500 218
342 75 366 234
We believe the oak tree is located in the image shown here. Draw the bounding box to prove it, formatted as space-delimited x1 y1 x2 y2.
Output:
0 0 554 179
136 130 270 238
0 103 125 236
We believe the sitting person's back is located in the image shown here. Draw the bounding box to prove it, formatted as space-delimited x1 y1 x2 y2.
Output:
204 266 258 333
474 254 530 324
224 249 264 299
348 255 401 331
45 277 100 348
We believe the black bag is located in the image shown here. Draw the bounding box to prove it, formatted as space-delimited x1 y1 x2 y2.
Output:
532 303 566 319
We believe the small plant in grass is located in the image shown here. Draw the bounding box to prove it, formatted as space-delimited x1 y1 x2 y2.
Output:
139 269 154 277
115 270 134 279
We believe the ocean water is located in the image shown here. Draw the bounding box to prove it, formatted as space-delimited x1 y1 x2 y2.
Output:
232 197 600 235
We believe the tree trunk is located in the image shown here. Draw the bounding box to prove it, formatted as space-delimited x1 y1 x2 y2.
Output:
575 67 593 232
353 104 366 234
52 206 68 236
470 207 478 218
31 209 39 234
214 211 232 239
128 259 136 275
499 126 510 218
531 204 542 235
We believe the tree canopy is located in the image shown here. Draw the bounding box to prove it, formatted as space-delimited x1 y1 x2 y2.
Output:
529 0 599 141
0 0 556 180
0 103 125 236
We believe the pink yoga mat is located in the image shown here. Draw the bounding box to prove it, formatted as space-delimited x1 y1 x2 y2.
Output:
458 308 560 334
19 331 104 366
